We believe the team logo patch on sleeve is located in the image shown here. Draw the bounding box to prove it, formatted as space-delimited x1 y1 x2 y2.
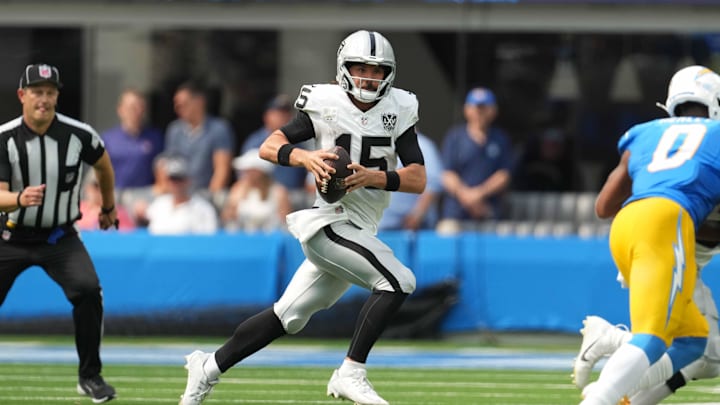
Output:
382 113 397 131
322 108 337 123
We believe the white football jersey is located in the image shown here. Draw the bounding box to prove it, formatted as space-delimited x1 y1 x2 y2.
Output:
287 84 419 237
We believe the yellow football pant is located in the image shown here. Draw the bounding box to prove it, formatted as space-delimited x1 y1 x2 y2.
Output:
609 197 708 346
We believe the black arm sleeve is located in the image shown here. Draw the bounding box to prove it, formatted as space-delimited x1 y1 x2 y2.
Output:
280 111 315 144
396 126 425 166
0 134 9 182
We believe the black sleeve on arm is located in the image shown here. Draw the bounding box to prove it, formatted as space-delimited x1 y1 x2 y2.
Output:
0 135 10 182
280 111 315 144
79 129 105 165
396 126 425 166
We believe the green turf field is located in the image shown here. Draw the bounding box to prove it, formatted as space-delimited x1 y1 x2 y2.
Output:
0 336 718 404
0 363 718 404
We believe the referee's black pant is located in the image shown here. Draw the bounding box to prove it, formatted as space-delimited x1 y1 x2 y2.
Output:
0 234 105 378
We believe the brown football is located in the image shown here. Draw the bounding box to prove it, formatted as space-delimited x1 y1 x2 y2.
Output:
316 145 353 203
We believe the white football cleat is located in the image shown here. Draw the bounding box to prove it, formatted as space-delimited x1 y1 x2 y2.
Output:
179 350 219 405
327 368 389 405
572 315 628 389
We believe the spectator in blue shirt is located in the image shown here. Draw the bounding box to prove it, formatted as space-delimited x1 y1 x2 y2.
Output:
102 89 163 190
165 80 235 194
379 132 443 231
439 87 514 232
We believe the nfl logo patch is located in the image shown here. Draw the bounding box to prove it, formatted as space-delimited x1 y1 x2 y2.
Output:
39 65 52 79
322 108 337 123
382 113 397 131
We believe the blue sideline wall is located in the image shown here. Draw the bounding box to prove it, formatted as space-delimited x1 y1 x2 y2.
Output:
2 230 702 334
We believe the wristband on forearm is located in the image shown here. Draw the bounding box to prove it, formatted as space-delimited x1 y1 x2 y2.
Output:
277 144 297 166
16 188 24 208
101 204 115 215
384 171 400 191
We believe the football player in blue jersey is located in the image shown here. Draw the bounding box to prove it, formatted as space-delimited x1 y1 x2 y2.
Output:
580 65 720 405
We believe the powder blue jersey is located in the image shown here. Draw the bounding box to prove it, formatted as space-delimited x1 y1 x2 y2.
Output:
622 116 720 227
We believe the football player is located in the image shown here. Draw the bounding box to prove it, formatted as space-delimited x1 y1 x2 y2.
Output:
575 66 720 405
573 235 720 404
574 68 720 404
580 65 720 405
179 30 426 405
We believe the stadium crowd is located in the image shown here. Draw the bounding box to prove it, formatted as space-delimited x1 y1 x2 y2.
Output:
82 81 587 236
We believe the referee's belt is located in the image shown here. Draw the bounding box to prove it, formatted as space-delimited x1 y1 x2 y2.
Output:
2 222 77 244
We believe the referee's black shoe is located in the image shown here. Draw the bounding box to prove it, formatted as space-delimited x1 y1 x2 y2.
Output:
77 375 116 403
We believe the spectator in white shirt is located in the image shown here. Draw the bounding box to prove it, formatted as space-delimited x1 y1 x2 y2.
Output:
146 155 219 235
222 149 290 233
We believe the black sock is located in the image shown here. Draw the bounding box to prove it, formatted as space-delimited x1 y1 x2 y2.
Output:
347 290 408 363
215 307 287 372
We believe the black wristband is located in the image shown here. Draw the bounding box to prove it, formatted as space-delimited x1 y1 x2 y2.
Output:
277 144 297 167
101 204 115 215
384 171 400 191
16 188 24 208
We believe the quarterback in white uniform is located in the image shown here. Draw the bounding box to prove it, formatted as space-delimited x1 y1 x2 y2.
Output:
179 30 426 405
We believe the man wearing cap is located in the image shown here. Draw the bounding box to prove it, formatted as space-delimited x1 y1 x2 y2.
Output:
0 63 118 402
145 155 219 235
438 87 514 233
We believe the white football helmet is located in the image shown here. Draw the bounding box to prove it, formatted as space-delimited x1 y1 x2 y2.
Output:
658 65 720 119
336 30 396 103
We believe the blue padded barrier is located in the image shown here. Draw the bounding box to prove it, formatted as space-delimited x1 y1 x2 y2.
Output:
0 266 71 318
125 232 283 311
411 232 466 330
476 234 629 333
0 231 284 318
444 232 484 331
0 230 677 335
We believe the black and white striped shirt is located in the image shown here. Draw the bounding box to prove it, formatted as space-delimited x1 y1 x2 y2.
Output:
0 113 105 228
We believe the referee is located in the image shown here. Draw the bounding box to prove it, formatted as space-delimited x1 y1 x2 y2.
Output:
0 64 118 403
